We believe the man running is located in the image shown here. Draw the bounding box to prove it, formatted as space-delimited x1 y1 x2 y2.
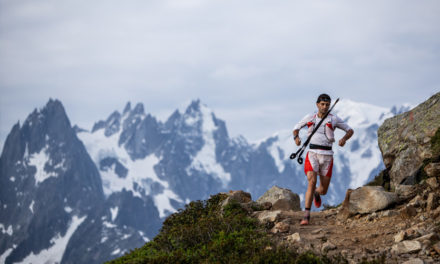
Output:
293 94 353 225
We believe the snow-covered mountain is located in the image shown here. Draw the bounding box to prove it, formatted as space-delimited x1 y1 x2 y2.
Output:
0 98 409 263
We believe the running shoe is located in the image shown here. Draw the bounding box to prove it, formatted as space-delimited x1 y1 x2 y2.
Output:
300 218 309 225
313 191 322 208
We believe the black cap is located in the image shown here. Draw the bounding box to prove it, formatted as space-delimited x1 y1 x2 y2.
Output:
317 93 331 103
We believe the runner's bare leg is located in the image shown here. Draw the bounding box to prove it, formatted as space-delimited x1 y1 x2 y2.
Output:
305 171 318 208
316 174 331 195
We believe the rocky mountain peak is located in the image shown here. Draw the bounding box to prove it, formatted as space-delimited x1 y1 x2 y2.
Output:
0 99 105 264
184 99 202 115
132 103 145 116
378 91 440 187
123 102 132 115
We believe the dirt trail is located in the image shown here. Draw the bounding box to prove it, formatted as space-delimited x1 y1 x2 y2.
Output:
268 205 440 263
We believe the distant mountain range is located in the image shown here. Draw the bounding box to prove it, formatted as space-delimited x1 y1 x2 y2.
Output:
0 98 410 263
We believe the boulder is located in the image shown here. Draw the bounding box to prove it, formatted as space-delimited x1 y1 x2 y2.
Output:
394 231 406 243
426 193 438 212
220 190 252 210
414 232 439 243
395 184 417 200
399 205 418 219
259 202 272 210
343 186 398 215
433 241 440 255
425 176 439 189
322 241 337 252
424 162 440 178
391 240 422 254
225 190 252 203
271 221 290 233
256 186 301 211
337 189 353 219
252 210 282 224
378 92 440 188
287 233 301 243
402 259 424 264
380 209 399 217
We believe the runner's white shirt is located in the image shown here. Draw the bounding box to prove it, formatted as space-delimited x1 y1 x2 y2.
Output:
293 113 352 155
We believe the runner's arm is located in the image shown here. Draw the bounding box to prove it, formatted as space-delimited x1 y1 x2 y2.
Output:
293 129 301 146
334 115 354 147
292 114 312 145
339 129 353 147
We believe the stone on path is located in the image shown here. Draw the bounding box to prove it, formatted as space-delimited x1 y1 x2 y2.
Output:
391 240 422 254
322 241 337 252
341 186 398 215
252 210 282 224
257 186 301 211
402 258 424 264
287 233 301 243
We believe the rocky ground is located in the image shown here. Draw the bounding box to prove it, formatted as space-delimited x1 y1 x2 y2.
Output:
224 176 440 264
265 204 439 263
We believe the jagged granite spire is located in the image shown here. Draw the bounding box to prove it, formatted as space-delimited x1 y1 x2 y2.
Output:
0 99 104 264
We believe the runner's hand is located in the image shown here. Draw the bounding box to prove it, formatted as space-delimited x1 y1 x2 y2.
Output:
295 137 301 146
339 138 346 147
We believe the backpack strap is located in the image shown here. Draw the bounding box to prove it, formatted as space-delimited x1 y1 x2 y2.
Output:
307 114 316 128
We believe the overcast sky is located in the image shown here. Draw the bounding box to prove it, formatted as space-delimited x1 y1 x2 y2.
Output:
1 0 439 150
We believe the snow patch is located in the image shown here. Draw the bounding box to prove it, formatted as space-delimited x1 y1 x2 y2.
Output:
19 215 86 264
9 176 15 182
53 158 67 170
78 129 168 198
0 224 13 236
111 248 121 255
262 130 297 174
24 143 29 158
28 145 58 185
154 189 183 218
0 245 16 263
64 206 73 213
103 221 117 228
110 207 119 222
138 231 150 242
29 201 35 214
333 99 392 128
186 104 231 186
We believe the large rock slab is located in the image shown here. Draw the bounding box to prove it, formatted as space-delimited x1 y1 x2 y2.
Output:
344 186 398 215
252 210 282 224
256 186 301 211
391 240 422 254
378 92 440 187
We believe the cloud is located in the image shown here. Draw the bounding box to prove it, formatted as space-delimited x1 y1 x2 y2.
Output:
0 0 439 146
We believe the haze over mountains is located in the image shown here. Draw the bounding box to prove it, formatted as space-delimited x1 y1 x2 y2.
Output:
0 98 409 263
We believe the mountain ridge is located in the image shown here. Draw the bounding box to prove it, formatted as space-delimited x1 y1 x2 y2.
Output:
0 97 410 263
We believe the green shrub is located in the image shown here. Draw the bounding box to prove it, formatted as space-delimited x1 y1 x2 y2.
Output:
107 194 344 264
